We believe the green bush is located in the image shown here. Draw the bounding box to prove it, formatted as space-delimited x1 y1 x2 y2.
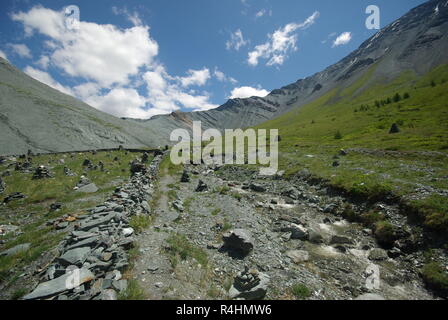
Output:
421 262 448 296
129 215 152 233
393 93 402 103
361 211 385 227
291 283 312 299
334 130 343 140
118 279 146 300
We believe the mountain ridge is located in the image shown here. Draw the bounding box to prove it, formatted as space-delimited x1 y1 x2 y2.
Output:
1 0 447 155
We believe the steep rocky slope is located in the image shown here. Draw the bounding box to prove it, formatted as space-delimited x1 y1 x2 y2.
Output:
0 58 173 155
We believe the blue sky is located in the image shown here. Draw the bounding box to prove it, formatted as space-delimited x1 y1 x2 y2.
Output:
0 0 426 118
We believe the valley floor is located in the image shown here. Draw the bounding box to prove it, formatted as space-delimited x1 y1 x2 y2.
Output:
129 160 440 300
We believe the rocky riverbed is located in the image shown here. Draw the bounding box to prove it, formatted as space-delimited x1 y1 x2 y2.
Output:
129 161 445 300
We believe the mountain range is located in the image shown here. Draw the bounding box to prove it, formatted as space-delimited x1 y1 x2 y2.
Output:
0 0 447 155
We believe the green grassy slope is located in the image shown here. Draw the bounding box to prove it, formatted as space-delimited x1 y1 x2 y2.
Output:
256 64 448 231
0 150 153 297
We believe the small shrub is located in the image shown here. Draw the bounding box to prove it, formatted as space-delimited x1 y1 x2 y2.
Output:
129 215 152 233
334 130 343 140
291 283 312 299
403 92 410 99
118 279 146 300
393 93 401 103
361 211 385 227
166 233 208 268
421 262 448 296
431 80 436 87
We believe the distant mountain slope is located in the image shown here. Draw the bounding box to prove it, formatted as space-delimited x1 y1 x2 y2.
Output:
0 58 173 155
1 0 447 155
137 0 448 132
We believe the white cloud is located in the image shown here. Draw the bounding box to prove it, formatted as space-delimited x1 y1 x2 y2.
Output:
247 11 319 66
111 6 143 26
24 66 73 95
12 6 222 118
255 9 272 18
8 43 32 58
321 32 337 44
332 32 352 47
0 50 7 61
85 87 149 118
178 68 211 87
36 55 50 69
229 86 269 99
12 6 158 87
226 29 249 51
214 67 238 84
143 65 218 113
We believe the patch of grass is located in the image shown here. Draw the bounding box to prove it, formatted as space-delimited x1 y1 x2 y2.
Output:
360 211 385 227
253 63 448 233
291 283 312 299
183 197 194 213
129 214 152 233
421 262 448 296
410 195 448 231
211 208 221 216
222 220 233 233
118 279 147 300
230 192 242 201
11 288 28 300
207 284 221 299
165 233 208 268
214 186 231 195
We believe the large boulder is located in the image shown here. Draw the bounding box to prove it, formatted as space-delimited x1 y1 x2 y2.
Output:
222 229 254 256
368 248 388 261
249 183 266 192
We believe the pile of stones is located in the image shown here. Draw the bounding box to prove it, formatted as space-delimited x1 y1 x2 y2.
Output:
228 266 270 300
15 161 33 173
23 153 164 300
3 192 26 204
130 160 146 176
63 166 77 176
32 165 53 179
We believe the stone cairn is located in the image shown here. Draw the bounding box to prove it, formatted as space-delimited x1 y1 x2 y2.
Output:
64 166 77 176
32 165 53 179
228 266 270 300
23 152 164 300
180 170 190 183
